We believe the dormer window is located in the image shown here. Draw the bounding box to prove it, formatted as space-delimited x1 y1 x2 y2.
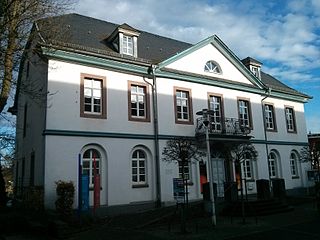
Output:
251 66 260 79
204 61 222 74
108 23 140 58
122 35 133 56
241 57 262 80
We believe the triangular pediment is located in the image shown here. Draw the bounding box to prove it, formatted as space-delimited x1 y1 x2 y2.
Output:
158 36 266 89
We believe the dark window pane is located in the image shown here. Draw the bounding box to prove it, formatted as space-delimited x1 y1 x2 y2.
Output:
85 105 91 112
132 175 137 182
132 151 138 158
139 161 145 167
140 175 145 182
132 161 137 167
138 150 145 158
94 105 100 113
139 110 145 116
94 98 100 104
83 150 90 158
85 97 91 103
131 109 137 116
132 168 137 174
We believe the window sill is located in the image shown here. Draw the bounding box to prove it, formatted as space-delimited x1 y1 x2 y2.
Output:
81 113 106 119
132 184 149 188
175 120 194 125
129 117 151 122
244 179 255 182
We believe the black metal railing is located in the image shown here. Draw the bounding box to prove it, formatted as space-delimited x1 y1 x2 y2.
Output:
195 116 251 136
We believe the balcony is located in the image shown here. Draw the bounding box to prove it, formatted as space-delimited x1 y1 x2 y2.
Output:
195 116 251 137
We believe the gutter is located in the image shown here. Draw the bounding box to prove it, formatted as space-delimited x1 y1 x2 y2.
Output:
145 65 161 207
261 87 272 180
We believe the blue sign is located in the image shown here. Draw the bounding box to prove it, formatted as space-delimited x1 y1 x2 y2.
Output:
81 175 89 211
173 178 185 203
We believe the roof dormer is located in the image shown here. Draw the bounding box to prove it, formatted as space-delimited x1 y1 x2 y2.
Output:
241 57 262 80
108 23 140 58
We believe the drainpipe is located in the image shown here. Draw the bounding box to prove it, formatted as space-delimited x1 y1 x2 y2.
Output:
146 65 161 207
261 88 272 181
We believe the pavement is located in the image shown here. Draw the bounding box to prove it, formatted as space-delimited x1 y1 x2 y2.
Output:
2 198 320 240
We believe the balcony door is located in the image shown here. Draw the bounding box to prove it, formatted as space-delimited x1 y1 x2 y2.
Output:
209 95 223 132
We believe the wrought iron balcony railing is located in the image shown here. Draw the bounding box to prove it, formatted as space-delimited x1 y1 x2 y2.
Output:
195 116 251 136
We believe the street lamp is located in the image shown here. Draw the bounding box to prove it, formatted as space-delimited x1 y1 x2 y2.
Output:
196 109 216 226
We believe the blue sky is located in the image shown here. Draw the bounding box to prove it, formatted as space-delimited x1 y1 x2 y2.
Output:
73 0 320 133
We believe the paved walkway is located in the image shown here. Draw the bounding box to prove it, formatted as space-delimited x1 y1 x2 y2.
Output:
2 199 319 240
68 200 320 240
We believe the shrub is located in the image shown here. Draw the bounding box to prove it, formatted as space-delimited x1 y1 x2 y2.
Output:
55 181 75 216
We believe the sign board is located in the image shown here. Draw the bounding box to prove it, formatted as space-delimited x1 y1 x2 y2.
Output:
81 175 89 211
173 178 185 203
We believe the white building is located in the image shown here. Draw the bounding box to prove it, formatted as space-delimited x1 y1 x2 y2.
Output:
10 14 312 209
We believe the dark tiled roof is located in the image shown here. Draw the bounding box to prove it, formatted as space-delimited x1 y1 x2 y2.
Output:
260 72 309 98
37 13 310 99
37 13 191 64
241 57 262 66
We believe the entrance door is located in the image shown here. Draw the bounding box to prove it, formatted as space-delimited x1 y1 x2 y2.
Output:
211 158 225 197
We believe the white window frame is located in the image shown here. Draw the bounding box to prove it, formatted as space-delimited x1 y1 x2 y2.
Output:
131 85 146 118
122 35 133 56
84 78 102 115
238 99 251 127
82 149 101 186
209 95 222 132
176 90 190 122
250 66 260 79
265 104 276 130
132 150 147 185
290 152 298 177
178 161 191 181
204 61 222 74
285 107 296 132
268 152 277 178
242 157 253 180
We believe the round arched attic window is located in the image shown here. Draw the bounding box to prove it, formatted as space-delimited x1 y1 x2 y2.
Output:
204 60 222 74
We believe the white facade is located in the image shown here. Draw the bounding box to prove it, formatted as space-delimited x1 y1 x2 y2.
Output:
13 20 311 209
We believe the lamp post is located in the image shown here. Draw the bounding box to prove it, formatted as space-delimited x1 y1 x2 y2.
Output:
196 109 216 226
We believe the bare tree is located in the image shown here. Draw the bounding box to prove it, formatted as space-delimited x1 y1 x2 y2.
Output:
230 143 258 223
300 141 320 181
0 128 15 207
0 0 75 114
162 137 204 233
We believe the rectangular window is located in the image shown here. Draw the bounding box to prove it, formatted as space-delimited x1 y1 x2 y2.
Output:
208 94 223 132
238 99 252 128
243 159 253 179
268 154 277 178
122 35 133 56
265 104 277 131
290 153 299 177
290 159 297 176
251 66 260 78
285 107 296 133
80 74 106 119
128 81 150 122
174 87 193 124
178 161 190 180
132 150 146 185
